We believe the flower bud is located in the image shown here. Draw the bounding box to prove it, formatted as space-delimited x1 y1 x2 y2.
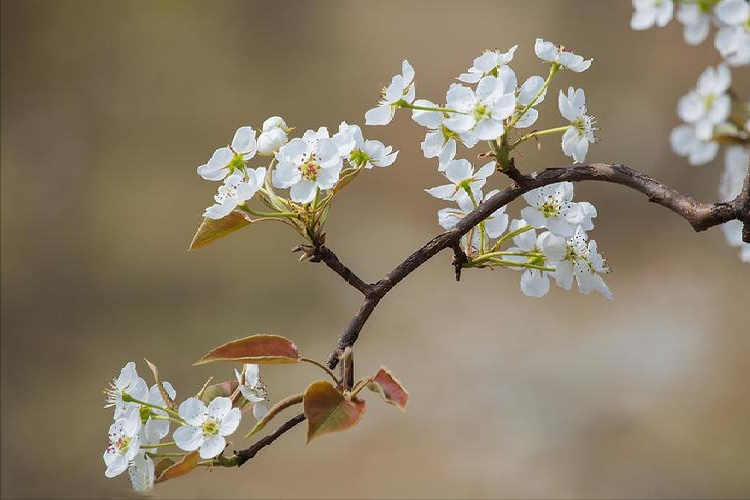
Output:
258 116 288 155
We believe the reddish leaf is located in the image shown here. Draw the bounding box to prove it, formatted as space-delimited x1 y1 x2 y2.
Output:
189 211 251 250
155 451 199 483
195 334 301 365
367 367 409 411
199 379 239 405
303 380 365 443
153 458 174 479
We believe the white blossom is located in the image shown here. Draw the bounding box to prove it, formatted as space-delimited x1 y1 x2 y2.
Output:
197 126 257 181
365 60 416 125
173 397 241 459
677 64 731 140
273 132 343 203
719 146 750 263
677 3 712 45
513 75 548 128
128 453 155 493
503 220 567 297
443 70 516 141
670 123 720 165
105 362 143 418
437 189 508 251
714 0 750 66
425 159 495 203
235 364 267 404
412 99 478 170
520 182 587 237
550 226 613 299
103 407 142 478
558 87 596 163
257 116 289 155
204 169 266 219
631 0 674 30
333 122 398 169
534 38 593 72
458 46 518 83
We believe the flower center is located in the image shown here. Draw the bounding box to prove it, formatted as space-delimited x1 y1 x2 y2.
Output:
541 198 560 218
110 435 132 454
703 93 715 110
299 155 321 181
228 153 245 173
202 418 219 436
474 104 488 121
350 149 370 167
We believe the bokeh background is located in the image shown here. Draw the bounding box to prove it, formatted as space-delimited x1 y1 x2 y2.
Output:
2 1 749 498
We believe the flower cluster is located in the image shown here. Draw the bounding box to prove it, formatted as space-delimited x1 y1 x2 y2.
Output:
631 0 750 65
103 361 268 492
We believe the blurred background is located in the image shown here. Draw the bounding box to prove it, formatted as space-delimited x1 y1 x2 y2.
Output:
2 1 749 498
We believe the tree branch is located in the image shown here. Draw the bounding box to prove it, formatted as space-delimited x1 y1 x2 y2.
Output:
236 161 749 466
293 243 372 295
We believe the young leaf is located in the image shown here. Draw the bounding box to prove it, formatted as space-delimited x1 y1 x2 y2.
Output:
195 334 301 365
367 367 409 411
199 380 239 405
189 211 251 251
153 458 175 479
155 451 199 484
245 393 304 438
303 380 365 443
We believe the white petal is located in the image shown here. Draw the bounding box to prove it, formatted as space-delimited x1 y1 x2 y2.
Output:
219 408 241 436
290 179 317 203
365 105 394 126
178 398 207 427
199 435 226 459
231 126 257 156
173 426 203 452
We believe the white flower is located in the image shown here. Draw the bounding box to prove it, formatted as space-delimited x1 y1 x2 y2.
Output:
437 189 508 251
425 159 495 202
197 126 257 181
273 133 343 203
520 182 584 237
365 60 416 125
443 70 516 141
105 362 143 418
412 99 478 170
257 116 289 155
677 64 732 140
141 382 177 444
458 45 518 83
235 364 267 403
534 38 593 72
670 123 719 165
719 146 750 263
513 75 548 128
334 122 398 169
503 220 567 297
103 407 142 478
677 3 712 45
558 88 596 163
173 397 241 459
631 0 674 30
550 226 613 299
128 453 155 493
204 169 266 219
714 0 750 66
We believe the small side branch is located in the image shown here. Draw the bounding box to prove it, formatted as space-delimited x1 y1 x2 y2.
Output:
235 413 306 466
293 243 372 295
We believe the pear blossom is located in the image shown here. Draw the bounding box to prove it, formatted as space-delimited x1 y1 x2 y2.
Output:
173 397 241 459
273 133 343 203
411 99 479 170
558 87 596 163
677 64 731 140
719 146 750 263
365 60 416 126
235 364 267 403
458 45 518 83
534 38 592 72
550 226 613 299
670 123 719 165
513 75 548 128
257 116 289 155
104 407 142 478
204 169 266 219
443 70 516 141
631 0 674 30
197 126 257 181
677 3 712 45
520 182 586 237
333 122 398 169
425 159 495 202
503 220 567 297
714 0 750 66
141 382 177 443
437 189 508 251
105 362 143 418
128 453 155 492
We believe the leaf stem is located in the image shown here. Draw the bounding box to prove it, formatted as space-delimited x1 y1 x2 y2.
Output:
299 357 340 384
507 62 559 130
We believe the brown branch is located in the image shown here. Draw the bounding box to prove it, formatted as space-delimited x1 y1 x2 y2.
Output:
236 161 749 466
293 243 372 295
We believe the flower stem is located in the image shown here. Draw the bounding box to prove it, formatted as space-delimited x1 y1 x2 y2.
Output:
491 225 533 252
399 102 465 115
300 357 340 384
121 394 185 422
507 62 559 130
511 126 571 150
140 441 177 449
471 250 542 266
482 258 554 271
463 186 488 253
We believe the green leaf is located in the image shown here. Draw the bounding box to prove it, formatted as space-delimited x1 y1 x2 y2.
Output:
194 334 301 365
189 211 251 250
245 393 304 438
367 367 409 411
303 380 365 443
155 451 199 484
199 380 239 405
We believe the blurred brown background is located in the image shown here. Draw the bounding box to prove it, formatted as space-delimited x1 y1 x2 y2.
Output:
1 1 749 499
